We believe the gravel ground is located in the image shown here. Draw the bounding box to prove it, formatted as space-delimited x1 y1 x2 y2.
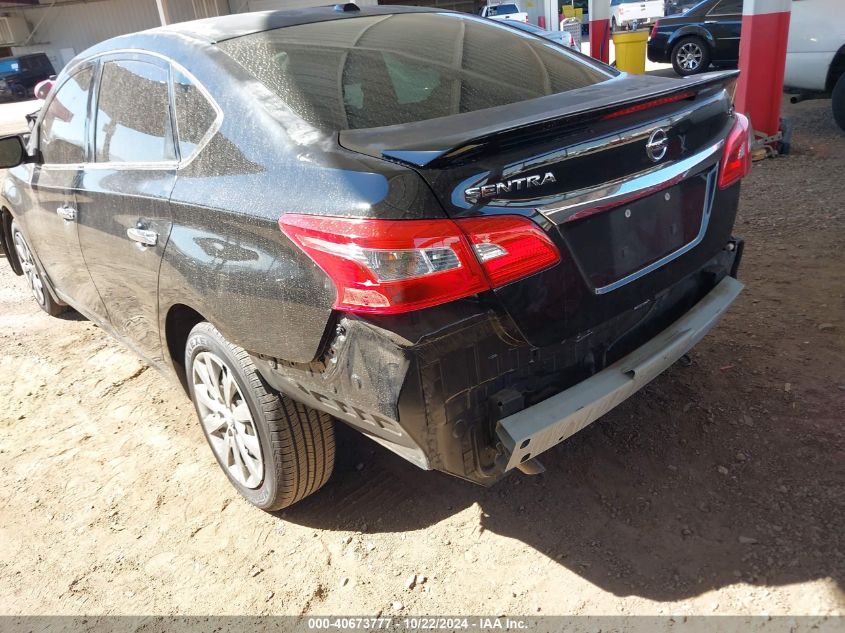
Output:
0 97 843 617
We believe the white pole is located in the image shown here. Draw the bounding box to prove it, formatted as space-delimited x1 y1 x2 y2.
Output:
546 0 559 31
155 0 171 26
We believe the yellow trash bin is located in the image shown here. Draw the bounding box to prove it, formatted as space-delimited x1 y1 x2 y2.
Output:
612 29 649 75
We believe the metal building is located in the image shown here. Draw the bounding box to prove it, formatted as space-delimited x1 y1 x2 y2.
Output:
0 0 378 71
0 0 559 73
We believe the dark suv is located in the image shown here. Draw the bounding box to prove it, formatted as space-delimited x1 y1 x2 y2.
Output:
0 5 749 511
0 52 55 101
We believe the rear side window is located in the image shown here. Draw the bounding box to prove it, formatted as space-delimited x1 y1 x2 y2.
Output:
709 0 741 13
94 60 174 163
40 67 92 165
218 13 611 131
172 68 218 159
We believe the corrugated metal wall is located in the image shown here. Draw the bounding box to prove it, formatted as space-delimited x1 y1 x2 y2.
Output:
169 0 230 22
229 0 377 13
7 0 380 70
10 0 161 70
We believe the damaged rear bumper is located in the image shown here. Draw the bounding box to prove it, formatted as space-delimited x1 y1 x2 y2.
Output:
496 275 743 471
255 246 743 485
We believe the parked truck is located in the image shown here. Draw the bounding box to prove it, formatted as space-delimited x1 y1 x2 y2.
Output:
479 2 529 23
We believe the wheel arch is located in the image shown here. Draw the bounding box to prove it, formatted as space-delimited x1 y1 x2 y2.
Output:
163 302 209 393
826 44 845 93
668 26 714 50
1 205 23 275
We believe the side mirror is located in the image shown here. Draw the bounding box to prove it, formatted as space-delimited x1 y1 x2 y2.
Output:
0 135 28 169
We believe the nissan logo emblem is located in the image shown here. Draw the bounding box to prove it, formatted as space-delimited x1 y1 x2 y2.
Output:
646 128 669 162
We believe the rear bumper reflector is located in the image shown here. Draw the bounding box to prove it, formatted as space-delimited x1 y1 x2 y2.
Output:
496 275 744 471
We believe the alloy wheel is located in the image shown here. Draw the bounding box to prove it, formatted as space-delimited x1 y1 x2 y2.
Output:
13 229 45 307
192 351 264 489
677 42 703 71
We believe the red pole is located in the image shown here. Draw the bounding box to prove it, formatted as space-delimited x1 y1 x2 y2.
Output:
588 0 610 63
735 0 791 141
538 15 546 28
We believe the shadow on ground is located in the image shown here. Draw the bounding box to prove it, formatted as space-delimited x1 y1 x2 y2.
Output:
281 354 843 602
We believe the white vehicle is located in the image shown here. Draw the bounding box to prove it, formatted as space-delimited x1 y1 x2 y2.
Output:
785 0 845 131
479 2 529 23
508 20 578 49
611 0 665 31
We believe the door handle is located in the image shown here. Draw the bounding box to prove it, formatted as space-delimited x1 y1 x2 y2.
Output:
127 227 158 247
56 205 76 222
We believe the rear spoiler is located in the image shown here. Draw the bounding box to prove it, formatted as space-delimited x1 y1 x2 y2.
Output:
339 70 739 168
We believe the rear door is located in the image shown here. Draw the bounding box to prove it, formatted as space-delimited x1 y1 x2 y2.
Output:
703 0 742 62
76 54 176 363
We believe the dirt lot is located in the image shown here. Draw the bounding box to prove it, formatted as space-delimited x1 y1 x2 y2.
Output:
1 97 843 618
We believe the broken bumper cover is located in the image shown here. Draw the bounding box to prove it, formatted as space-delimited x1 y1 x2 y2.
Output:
495 275 744 471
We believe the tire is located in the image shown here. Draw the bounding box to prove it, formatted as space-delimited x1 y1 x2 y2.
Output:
10 220 66 316
671 36 710 76
185 322 335 511
832 73 845 133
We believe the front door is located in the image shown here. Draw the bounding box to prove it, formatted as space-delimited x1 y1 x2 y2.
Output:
16 64 109 322
77 56 176 364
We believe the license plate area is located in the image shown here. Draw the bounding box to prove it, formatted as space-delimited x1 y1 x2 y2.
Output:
560 167 715 294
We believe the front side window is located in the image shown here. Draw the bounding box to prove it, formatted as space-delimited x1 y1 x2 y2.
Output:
172 68 218 160
40 66 93 165
94 60 174 164
218 13 611 132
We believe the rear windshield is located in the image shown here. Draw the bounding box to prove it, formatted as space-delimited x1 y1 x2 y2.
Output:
218 12 610 131
487 4 520 14
0 59 19 74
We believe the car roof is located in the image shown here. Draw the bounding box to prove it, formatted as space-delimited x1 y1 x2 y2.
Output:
149 4 440 45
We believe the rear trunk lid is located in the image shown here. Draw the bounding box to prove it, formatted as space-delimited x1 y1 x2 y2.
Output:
340 70 740 346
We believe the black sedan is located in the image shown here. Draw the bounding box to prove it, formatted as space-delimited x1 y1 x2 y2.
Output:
648 0 742 75
0 4 749 511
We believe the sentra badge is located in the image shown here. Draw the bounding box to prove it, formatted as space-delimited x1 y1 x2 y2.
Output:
465 171 557 202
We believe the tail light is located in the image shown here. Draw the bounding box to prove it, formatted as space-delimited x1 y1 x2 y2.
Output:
650 20 659 39
718 112 752 189
279 214 560 315
522 14 528 22
456 216 560 288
